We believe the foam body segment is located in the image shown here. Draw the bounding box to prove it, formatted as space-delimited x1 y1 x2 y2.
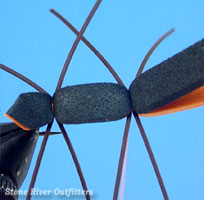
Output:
130 38 204 114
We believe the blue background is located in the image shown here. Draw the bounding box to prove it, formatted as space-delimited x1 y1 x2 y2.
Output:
0 0 204 199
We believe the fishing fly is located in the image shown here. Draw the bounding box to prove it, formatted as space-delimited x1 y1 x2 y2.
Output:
1 1 204 200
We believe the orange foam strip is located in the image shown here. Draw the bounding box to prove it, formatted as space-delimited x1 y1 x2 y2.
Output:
4 113 30 130
139 85 204 117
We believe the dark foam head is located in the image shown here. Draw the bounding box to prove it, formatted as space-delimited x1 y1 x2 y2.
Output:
130 38 204 114
6 92 54 130
54 83 132 124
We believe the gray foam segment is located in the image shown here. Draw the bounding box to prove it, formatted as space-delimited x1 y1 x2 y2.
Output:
130 38 204 114
6 92 54 129
54 83 132 124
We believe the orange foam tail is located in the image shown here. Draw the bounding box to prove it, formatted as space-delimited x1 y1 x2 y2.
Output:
140 85 204 117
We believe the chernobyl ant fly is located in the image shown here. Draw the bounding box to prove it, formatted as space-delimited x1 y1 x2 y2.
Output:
1 0 204 200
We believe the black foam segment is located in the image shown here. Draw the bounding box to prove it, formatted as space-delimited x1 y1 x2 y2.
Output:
130 38 204 114
6 92 54 129
54 83 132 124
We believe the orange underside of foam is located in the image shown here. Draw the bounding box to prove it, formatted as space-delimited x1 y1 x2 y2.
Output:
139 85 204 117
4 113 30 130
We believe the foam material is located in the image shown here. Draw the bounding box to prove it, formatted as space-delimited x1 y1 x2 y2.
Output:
6 92 54 129
54 83 132 124
130 38 204 114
